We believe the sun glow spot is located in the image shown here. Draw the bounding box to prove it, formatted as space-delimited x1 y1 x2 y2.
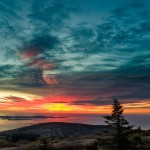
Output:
44 103 73 111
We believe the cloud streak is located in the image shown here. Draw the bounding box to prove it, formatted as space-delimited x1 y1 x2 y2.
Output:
0 115 67 120
0 0 149 114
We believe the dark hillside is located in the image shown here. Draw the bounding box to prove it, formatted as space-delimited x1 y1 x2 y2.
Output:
0 122 112 138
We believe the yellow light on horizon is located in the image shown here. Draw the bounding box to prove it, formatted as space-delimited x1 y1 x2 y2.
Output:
44 103 73 111
43 103 112 113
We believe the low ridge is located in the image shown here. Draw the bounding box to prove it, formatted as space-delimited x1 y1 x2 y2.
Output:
0 122 111 138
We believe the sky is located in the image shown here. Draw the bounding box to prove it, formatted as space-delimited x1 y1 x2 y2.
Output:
0 0 150 125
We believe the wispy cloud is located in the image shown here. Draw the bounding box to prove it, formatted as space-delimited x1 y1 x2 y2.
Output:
0 0 149 113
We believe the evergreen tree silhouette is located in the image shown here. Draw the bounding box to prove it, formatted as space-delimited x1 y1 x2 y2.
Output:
104 97 133 150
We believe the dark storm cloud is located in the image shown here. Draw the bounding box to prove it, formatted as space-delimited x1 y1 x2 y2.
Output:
55 73 150 104
71 99 110 106
3 96 28 102
71 99 139 106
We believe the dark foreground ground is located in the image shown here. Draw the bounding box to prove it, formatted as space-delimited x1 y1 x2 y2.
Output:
0 122 150 150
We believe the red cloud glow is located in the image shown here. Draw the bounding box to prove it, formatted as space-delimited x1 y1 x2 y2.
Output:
27 58 54 70
21 47 40 59
43 75 58 84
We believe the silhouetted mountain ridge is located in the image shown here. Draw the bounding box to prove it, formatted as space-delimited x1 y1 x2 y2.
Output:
0 122 112 138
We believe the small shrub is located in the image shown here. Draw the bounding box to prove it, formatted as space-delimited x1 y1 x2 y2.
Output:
0 139 15 148
10 134 40 142
38 137 54 150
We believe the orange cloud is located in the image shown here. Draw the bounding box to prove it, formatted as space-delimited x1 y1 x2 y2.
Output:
0 91 150 114
43 75 58 84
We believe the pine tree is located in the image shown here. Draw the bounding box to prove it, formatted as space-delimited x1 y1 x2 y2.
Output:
104 97 133 150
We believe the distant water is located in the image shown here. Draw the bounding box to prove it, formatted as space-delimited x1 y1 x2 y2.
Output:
0 114 149 131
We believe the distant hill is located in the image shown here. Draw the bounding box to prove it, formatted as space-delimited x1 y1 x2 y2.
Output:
0 122 112 138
